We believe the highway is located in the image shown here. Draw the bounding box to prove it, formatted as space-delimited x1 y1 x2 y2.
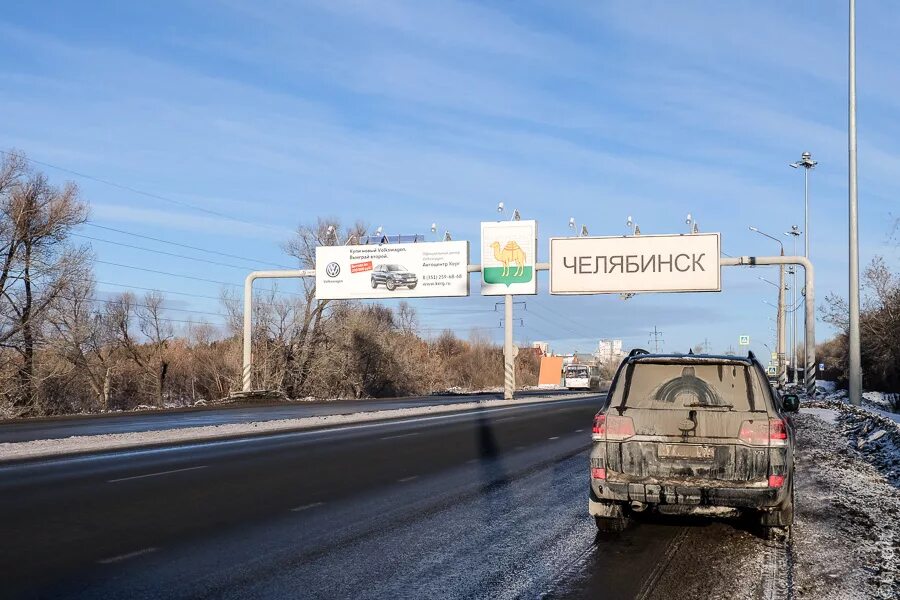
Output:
0 389 586 443
0 393 783 599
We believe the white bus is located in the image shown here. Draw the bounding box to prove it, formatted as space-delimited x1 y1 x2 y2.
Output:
564 364 600 390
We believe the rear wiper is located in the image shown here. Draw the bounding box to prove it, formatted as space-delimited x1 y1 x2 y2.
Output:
685 402 733 409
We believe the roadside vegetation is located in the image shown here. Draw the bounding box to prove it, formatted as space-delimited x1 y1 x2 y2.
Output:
0 152 539 418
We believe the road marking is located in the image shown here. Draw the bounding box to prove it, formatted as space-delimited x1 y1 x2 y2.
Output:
107 465 207 483
380 432 420 440
398 475 419 483
98 547 158 564
548 436 560 440
291 502 324 512
575 429 584 433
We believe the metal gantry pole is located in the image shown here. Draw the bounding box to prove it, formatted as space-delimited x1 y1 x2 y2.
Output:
722 255 816 395
242 269 315 393
777 254 787 388
848 0 862 405
504 294 515 400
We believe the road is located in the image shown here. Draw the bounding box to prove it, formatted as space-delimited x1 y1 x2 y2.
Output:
0 393 785 599
0 389 588 443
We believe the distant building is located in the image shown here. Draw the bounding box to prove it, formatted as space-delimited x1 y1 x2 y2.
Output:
597 339 624 363
531 341 550 356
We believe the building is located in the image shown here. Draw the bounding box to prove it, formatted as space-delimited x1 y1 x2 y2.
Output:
531 341 550 356
597 339 624 363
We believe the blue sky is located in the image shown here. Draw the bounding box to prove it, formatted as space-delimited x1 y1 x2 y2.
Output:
1 1 897 357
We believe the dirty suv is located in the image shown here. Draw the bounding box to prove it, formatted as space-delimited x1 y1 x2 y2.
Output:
589 350 798 535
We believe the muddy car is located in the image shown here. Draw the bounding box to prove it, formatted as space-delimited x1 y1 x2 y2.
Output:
589 350 799 535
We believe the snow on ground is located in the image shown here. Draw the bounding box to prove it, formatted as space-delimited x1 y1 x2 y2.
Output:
0 393 592 463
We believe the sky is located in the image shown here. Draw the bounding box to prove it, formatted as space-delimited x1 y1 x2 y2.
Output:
1 1 898 358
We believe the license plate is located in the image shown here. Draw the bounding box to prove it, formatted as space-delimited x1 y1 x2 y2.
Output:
658 444 716 460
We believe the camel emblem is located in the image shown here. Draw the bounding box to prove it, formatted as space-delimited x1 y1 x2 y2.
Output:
490 241 526 277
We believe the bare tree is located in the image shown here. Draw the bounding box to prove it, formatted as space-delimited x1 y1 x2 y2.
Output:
0 150 89 414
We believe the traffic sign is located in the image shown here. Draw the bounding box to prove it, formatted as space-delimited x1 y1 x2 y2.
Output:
738 335 750 346
549 233 721 294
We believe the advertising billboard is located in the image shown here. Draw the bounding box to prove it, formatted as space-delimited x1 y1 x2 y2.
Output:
315 241 469 300
549 233 721 294
481 220 537 295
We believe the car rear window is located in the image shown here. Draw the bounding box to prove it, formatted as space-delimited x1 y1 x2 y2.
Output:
610 362 768 412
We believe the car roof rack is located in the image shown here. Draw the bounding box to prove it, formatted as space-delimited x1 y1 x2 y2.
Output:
628 348 650 358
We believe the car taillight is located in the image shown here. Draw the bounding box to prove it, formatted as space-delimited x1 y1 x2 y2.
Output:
768 419 788 447
591 467 606 480
739 419 788 446
592 413 634 441
768 474 785 488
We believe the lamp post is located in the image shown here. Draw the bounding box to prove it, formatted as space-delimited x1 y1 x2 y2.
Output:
750 226 787 387
785 226 801 380
848 0 862 405
790 152 817 389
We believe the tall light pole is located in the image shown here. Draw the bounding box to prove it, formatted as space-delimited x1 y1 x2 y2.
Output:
790 152 817 389
848 0 862 405
785 226 801 381
749 226 787 387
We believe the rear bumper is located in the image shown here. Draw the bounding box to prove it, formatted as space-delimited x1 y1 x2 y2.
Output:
590 477 788 511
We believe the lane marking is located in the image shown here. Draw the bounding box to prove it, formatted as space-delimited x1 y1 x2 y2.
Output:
575 429 584 433
398 475 419 483
291 502 324 512
380 432 420 441
548 436 560 440
98 547 158 564
107 465 207 483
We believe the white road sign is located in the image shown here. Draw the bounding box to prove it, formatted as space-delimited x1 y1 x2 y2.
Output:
316 241 469 300
549 233 721 294
739 335 750 346
481 220 537 295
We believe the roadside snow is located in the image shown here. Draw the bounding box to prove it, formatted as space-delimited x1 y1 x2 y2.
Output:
0 393 594 463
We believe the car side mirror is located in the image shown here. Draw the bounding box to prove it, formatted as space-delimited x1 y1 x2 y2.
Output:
782 394 800 413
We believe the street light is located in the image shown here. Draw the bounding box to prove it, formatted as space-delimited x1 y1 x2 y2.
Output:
789 152 817 260
685 213 699 234
785 225 802 381
848 0 861 405
569 217 589 237
750 226 787 387
626 216 640 236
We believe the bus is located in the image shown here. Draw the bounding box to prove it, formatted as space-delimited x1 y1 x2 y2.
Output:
564 364 601 390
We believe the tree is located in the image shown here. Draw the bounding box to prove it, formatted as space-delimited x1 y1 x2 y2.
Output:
0 151 89 414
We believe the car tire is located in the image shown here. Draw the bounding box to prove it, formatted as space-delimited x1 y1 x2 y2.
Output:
594 514 631 533
386 279 396 291
408 283 417 290
760 481 794 538
371 279 378 289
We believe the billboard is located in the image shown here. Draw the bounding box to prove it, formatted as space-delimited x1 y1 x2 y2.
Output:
549 233 720 294
481 220 537 295
315 241 469 300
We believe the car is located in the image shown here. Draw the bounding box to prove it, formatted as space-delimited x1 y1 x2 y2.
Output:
588 349 798 536
370 264 418 291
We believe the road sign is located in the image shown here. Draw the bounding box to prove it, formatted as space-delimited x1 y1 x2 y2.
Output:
739 335 750 346
549 233 720 294
771 352 778 361
481 220 537 295
819 362 825 371
315 241 469 300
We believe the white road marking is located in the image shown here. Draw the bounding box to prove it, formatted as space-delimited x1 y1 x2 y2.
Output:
548 436 560 440
291 502 324 512
575 429 585 433
380 432 420 440
107 465 207 483
398 475 419 483
98 547 158 564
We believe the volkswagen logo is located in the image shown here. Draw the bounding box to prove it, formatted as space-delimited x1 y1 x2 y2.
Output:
325 262 341 277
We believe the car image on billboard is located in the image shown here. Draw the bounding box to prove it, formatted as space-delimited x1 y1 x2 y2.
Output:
370 264 418 291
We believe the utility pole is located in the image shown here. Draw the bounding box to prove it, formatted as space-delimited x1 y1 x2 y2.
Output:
648 326 664 353
848 0 862 405
785 226 801 382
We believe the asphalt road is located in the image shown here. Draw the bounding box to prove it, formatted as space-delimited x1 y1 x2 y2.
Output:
0 393 783 599
0 389 588 443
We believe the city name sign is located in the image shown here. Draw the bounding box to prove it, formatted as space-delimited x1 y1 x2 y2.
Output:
549 233 721 294
316 241 469 300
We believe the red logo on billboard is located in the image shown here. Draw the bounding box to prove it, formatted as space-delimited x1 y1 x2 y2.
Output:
351 261 373 274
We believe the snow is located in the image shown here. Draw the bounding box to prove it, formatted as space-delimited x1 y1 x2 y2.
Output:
0 392 594 463
801 407 839 425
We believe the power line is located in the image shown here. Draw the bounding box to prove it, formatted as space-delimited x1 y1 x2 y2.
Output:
83 223 293 269
1 149 285 233
74 233 257 271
